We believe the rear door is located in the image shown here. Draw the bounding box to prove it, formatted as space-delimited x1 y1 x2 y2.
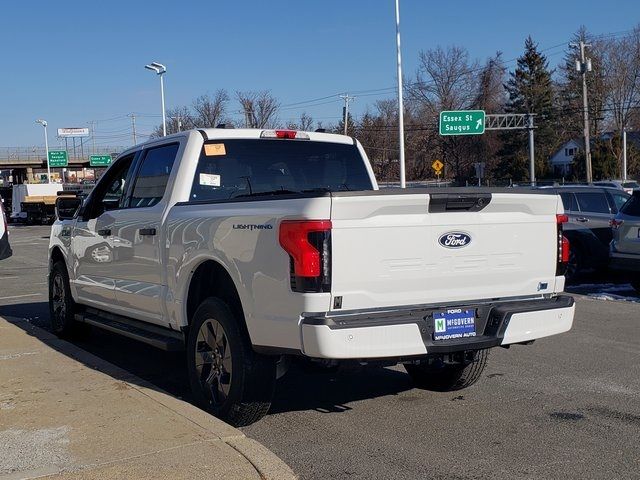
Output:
109 142 180 325
329 190 560 311
574 189 614 245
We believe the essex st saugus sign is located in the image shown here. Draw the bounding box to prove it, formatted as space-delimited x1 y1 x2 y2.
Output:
439 110 485 136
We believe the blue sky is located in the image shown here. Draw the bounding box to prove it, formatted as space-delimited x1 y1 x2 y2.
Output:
1 0 638 148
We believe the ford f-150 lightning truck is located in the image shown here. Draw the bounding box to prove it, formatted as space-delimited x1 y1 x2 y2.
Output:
49 128 575 425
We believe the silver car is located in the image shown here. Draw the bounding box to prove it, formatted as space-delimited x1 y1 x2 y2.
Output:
610 190 640 293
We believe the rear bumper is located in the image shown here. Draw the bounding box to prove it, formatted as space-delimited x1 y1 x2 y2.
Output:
609 251 640 272
301 295 575 359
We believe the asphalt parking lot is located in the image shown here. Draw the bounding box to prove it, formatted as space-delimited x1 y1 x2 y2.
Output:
1 224 639 480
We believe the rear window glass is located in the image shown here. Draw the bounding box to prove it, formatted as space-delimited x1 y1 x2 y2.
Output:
575 192 610 214
559 192 577 212
189 139 373 202
621 193 640 217
610 192 630 212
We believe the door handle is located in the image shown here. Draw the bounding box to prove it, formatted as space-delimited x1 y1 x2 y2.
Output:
97 228 111 236
576 217 589 223
139 228 157 236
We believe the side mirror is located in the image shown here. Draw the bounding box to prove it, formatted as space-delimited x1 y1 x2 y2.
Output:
55 196 82 220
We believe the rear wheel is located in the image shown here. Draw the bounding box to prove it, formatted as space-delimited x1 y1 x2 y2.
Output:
404 350 489 391
187 297 276 426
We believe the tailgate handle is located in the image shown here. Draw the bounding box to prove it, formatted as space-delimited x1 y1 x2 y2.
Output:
139 228 157 236
429 193 492 213
97 228 111 236
576 217 589 223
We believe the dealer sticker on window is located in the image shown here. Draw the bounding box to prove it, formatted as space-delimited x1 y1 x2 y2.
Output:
433 309 477 341
199 173 221 186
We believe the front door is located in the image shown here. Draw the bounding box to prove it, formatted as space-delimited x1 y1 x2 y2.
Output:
71 154 136 309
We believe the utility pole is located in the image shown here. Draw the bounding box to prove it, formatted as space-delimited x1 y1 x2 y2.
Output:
571 40 593 183
395 0 406 188
87 121 96 154
527 114 536 186
622 128 627 181
129 114 137 145
339 94 355 135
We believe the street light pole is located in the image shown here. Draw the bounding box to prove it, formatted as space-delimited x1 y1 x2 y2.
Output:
395 0 406 188
145 62 167 136
35 119 50 183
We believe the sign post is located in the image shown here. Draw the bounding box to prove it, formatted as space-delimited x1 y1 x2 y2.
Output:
432 159 444 181
90 155 112 167
439 110 485 136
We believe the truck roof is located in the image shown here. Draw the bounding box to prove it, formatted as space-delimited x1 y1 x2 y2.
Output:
118 128 356 158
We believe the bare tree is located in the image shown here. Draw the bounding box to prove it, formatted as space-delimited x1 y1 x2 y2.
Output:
287 112 314 131
236 90 280 128
603 26 640 132
151 106 195 137
192 90 229 128
409 46 479 115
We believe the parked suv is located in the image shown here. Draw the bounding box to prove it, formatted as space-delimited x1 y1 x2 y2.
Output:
610 190 640 293
593 180 640 195
541 186 630 281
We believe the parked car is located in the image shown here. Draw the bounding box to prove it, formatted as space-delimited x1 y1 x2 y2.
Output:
0 194 12 260
540 185 630 281
610 190 640 293
593 180 640 195
49 128 575 426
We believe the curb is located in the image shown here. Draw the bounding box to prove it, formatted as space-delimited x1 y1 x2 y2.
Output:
3 317 297 480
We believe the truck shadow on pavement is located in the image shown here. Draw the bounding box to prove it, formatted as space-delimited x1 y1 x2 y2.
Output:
1 301 414 418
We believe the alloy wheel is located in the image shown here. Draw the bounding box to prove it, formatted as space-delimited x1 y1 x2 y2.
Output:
195 318 232 406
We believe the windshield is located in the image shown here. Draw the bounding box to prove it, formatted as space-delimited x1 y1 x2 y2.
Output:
622 182 640 189
189 139 374 202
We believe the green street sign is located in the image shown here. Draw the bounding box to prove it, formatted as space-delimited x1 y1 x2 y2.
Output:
48 150 68 167
90 154 112 167
439 110 485 136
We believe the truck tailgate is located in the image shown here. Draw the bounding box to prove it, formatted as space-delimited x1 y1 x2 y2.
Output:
330 191 561 311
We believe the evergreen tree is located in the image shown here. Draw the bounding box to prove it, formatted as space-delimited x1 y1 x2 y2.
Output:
495 37 556 183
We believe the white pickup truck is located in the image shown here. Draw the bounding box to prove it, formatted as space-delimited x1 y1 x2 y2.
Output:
49 128 575 426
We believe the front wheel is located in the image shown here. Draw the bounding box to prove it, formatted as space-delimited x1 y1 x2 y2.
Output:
404 349 489 391
48 260 81 337
187 297 276 426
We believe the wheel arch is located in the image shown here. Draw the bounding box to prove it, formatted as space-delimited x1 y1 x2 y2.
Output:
49 245 66 268
184 259 250 338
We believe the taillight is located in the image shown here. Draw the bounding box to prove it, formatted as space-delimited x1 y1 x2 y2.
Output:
610 218 624 230
260 129 310 140
556 214 569 275
279 220 332 293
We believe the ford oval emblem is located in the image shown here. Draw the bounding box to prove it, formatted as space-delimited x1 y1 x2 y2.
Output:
438 232 471 249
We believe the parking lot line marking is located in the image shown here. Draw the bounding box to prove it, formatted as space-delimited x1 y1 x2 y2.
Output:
0 293 43 301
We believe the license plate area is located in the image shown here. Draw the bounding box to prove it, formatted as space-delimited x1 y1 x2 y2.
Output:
433 309 477 341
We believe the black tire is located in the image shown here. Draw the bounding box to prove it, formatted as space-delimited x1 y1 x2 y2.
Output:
187 297 276 426
404 349 490 392
48 260 82 337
